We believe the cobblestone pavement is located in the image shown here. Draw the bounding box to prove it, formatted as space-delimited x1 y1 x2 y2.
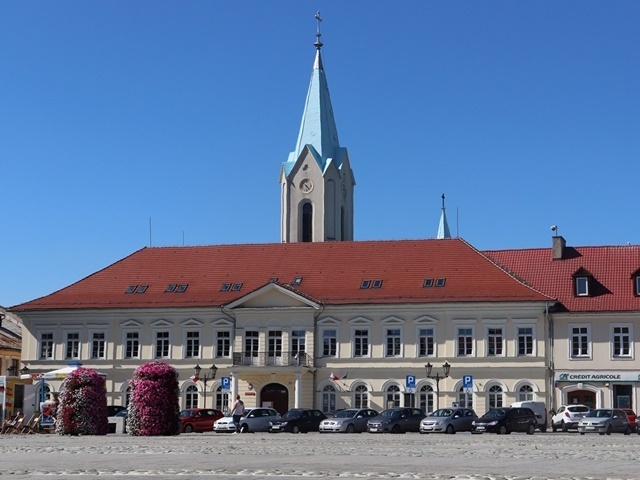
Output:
0 432 638 479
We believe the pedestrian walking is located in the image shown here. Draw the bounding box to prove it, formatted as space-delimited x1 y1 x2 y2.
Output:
230 395 245 434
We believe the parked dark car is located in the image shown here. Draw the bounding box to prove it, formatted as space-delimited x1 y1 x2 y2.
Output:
472 407 537 434
268 408 327 433
107 405 127 417
179 408 224 433
367 408 426 433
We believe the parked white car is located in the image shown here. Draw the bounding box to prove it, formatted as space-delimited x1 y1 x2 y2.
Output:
214 408 280 433
551 404 590 432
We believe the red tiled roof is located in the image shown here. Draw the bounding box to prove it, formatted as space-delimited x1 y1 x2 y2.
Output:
486 244 640 313
12 239 551 311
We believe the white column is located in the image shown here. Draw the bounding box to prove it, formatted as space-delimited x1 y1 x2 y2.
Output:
295 372 302 408
230 372 238 410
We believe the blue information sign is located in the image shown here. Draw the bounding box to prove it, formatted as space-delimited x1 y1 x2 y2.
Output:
406 375 416 393
462 375 473 388
221 376 231 390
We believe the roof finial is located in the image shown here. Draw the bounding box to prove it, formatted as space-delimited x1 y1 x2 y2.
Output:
441 193 446 209
314 11 323 49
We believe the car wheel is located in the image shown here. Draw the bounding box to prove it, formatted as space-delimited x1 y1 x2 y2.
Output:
240 424 249 433
606 425 613 435
292 425 300 434
527 424 535 435
561 421 568 432
446 424 455 434
580 432 585 435
391 424 402 434
183 424 194 433
539 423 547 433
498 425 508 435
346 424 355 434
624 426 631 435
552 422 557 432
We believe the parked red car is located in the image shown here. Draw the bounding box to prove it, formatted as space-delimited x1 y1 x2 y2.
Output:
620 409 636 432
179 408 224 433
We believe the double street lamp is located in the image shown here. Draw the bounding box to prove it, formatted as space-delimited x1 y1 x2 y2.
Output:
193 364 218 409
425 361 450 411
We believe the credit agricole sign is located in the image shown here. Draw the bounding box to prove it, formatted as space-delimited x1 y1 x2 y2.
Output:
555 371 640 382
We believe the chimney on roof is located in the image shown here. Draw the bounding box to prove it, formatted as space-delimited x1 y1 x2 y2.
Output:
552 235 566 260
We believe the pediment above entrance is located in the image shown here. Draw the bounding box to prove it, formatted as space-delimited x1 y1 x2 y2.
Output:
225 283 321 310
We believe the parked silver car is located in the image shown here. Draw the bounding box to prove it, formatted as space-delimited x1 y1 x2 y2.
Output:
419 407 477 434
577 408 632 435
319 408 378 433
214 408 280 433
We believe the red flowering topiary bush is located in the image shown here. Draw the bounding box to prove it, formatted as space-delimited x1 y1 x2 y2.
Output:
56 368 108 435
128 361 180 436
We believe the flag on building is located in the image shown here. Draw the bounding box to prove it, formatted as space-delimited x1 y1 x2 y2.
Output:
340 372 348 380
329 373 339 381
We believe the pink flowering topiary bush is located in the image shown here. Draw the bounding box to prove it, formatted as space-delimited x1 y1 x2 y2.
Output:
127 361 180 436
56 367 108 435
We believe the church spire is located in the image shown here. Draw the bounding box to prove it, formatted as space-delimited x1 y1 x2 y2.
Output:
280 13 355 243
289 10 341 169
437 194 452 239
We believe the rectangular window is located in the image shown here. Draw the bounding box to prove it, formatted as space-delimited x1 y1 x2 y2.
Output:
268 331 282 358
457 328 473 357
65 332 80 359
570 326 590 358
354 329 369 357
125 332 140 359
291 330 306 357
91 332 106 359
418 328 434 357
216 331 231 358
185 331 200 358
487 328 503 356
40 333 54 359
385 329 401 357
245 331 259 358
636 276 640 296
518 327 534 356
613 326 632 358
155 331 170 358
576 277 589 296
322 329 337 357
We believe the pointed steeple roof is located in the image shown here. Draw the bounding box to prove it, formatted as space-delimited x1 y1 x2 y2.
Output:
437 194 452 239
284 13 344 177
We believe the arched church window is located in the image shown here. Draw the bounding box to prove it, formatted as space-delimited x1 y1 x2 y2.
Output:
302 203 313 242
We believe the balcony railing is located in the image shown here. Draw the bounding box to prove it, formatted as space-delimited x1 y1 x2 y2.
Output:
232 351 313 368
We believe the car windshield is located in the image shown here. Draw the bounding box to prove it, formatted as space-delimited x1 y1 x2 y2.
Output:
586 409 612 418
282 410 303 419
334 410 357 418
179 410 196 418
430 409 454 418
380 409 404 417
485 409 507 418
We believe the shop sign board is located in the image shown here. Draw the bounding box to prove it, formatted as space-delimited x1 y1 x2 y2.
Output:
555 371 640 383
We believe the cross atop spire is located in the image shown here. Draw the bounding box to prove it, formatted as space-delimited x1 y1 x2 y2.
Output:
314 11 323 49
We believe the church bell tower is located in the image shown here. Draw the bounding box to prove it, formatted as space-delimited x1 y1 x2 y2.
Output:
280 13 355 243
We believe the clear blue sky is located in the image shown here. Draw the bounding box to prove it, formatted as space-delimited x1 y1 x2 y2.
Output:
2 1 639 308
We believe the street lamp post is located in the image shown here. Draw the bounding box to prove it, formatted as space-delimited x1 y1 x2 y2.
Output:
6 365 16 377
425 361 450 411
193 364 218 409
